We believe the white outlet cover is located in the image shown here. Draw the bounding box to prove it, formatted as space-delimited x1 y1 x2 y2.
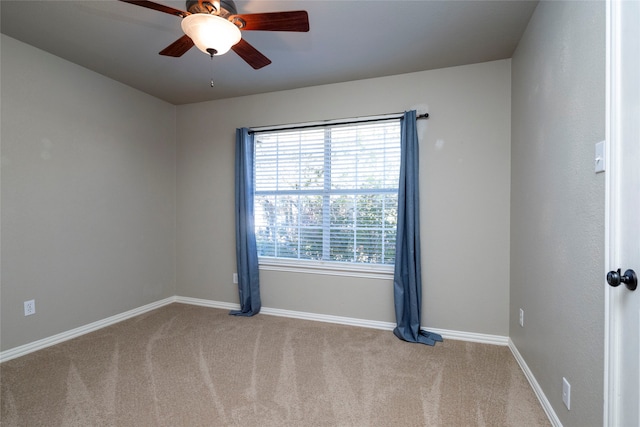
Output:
519 308 524 327
24 299 36 316
562 377 571 410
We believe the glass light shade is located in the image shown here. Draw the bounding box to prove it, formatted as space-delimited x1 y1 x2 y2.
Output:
181 14 241 55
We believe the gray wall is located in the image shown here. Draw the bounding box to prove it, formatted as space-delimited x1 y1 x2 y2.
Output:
1 35 177 351
510 2 605 426
176 60 512 336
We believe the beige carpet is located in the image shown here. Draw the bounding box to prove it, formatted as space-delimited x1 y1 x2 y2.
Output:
1 303 549 426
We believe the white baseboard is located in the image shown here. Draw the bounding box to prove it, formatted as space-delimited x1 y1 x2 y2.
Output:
174 296 509 346
1 295 508 363
0 297 175 363
262 306 398 331
174 296 241 311
508 339 561 427
426 327 509 346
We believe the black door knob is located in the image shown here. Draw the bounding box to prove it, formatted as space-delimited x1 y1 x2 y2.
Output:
606 268 637 291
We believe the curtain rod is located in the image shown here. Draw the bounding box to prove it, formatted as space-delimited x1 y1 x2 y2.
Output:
249 112 429 134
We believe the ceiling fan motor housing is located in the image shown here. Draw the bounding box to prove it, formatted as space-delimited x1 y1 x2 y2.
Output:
186 0 237 18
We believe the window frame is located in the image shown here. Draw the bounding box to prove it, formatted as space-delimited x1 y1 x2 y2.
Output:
258 256 394 280
251 114 402 277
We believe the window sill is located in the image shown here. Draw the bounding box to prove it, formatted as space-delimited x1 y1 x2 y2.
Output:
258 257 394 280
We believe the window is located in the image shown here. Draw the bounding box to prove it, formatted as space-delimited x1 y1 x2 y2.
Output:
253 118 401 269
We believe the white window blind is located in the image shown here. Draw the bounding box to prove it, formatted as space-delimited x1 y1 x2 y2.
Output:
254 119 401 265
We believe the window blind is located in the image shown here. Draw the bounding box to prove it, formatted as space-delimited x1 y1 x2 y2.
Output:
254 119 401 265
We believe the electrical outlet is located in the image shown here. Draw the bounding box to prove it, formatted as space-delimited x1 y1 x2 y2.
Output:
24 299 36 316
519 308 524 327
233 273 238 284
562 377 571 410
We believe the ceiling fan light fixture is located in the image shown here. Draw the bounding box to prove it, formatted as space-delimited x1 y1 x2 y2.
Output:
180 14 241 55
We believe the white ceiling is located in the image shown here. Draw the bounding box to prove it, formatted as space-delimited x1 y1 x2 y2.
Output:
1 0 538 105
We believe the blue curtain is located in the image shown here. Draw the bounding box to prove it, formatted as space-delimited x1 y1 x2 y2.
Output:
393 111 442 346
231 128 261 317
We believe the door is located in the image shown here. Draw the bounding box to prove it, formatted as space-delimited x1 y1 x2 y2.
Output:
605 0 640 425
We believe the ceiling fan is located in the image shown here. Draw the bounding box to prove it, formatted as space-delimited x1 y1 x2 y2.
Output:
118 0 309 69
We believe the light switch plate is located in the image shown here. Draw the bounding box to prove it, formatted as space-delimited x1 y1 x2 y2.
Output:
595 141 605 173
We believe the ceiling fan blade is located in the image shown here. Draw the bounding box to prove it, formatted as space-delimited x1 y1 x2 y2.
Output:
118 0 189 18
232 11 309 32
159 35 194 57
231 39 272 69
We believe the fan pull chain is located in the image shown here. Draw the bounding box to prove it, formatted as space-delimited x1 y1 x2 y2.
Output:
206 48 218 87
210 58 214 88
